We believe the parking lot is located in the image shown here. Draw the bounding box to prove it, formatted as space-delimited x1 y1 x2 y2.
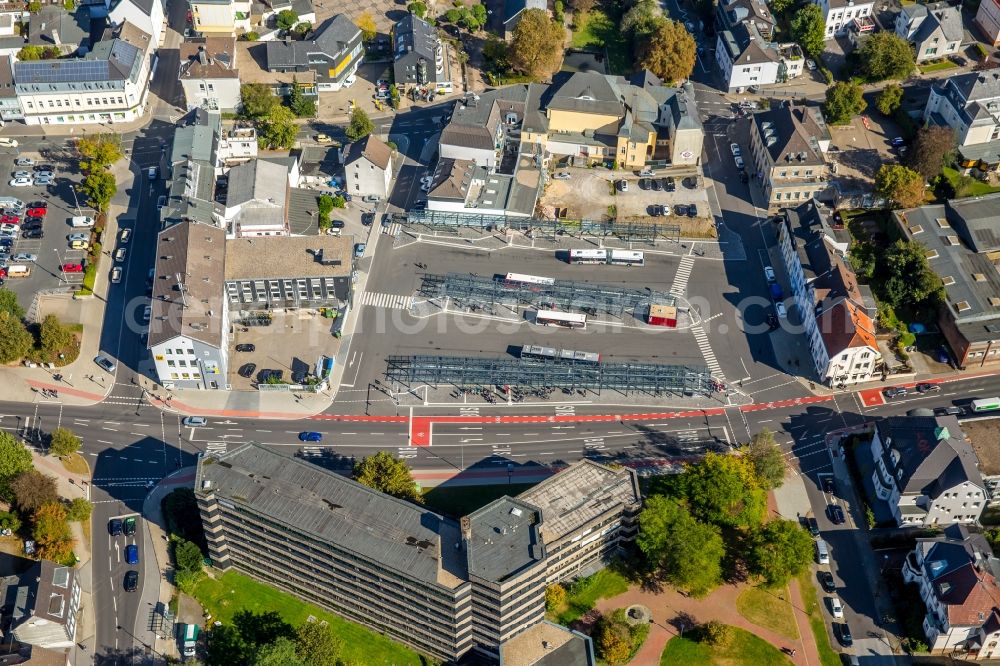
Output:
227 311 342 389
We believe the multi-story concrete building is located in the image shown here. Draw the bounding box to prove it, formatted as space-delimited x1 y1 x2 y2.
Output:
179 37 240 112
896 2 964 62
977 0 1000 47
1 561 81 650
814 0 875 39
196 444 636 662
345 135 394 199
902 525 1000 658
265 14 362 92
148 220 229 390
749 103 830 207
188 0 251 34
869 414 987 527
393 13 452 95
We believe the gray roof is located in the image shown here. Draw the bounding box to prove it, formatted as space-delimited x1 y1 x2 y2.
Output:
171 108 220 165
500 621 596 666
28 5 89 48
224 234 354 281
346 134 392 170
752 104 828 166
394 13 438 62
916 525 1000 581
0 55 14 99
547 71 623 117
945 193 1000 253
22 561 75 627
15 38 143 89
226 159 288 209
196 442 469 590
265 13 360 73
911 3 963 45
466 496 543 583
148 221 227 348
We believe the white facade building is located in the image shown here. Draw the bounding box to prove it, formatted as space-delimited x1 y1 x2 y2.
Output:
345 135 394 199
189 0 251 34
179 37 241 112
108 0 165 46
814 0 875 39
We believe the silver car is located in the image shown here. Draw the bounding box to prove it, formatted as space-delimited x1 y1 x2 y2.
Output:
11 253 36 262
34 175 53 186
11 170 30 179
14 158 34 167
33 170 53 179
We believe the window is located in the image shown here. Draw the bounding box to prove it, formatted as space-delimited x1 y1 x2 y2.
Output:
167 360 175 367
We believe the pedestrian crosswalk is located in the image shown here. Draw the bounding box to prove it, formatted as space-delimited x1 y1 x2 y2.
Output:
205 442 227 457
361 292 413 310
383 223 401 236
691 325 723 377
669 256 695 297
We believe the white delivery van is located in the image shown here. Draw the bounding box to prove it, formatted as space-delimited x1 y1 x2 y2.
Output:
0 197 24 210
815 539 830 565
70 216 95 227
6 265 30 278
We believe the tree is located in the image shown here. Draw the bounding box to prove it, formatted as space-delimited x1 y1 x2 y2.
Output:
76 134 122 172
32 502 74 562
770 0 794 12
509 9 564 80
621 0 665 40
700 620 734 647
275 9 298 30
0 510 21 534
568 0 595 13
746 519 815 587
345 106 374 142
257 105 298 150
824 80 866 125
174 538 204 572
857 31 914 81
240 83 280 119
595 612 632 664
906 126 956 180
875 163 925 208
207 625 249 666
295 622 343 666
255 637 307 666
880 239 945 308
78 170 117 212
0 312 32 364
790 4 825 57
39 315 74 362
286 81 316 118
407 1 427 17
17 45 43 61
741 429 785 490
877 83 903 116
244 31 260 41
672 453 767 528
355 11 377 41
49 427 81 458
637 20 696 85
353 451 422 503
316 194 334 226
66 498 92 522
233 610 295 649
445 8 462 22
545 584 567 611
11 471 58 514
27 1 40 12
637 496 725 596
468 4 487 30
482 37 511 74
293 21 311 34
0 289 24 320
0 433 33 501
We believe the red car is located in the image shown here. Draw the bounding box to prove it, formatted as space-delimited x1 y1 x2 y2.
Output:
61 263 84 273
0 215 20 224
26 208 45 218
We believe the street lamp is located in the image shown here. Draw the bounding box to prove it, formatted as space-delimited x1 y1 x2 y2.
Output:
53 248 65 284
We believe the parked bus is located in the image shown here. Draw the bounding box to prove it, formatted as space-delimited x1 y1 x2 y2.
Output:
505 272 555 286
534 310 587 329
608 249 645 267
521 345 559 360
521 345 600 363
971 397 1000 413
558 349 601 363
568 249 608 264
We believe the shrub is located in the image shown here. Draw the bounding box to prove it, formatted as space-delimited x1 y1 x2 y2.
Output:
66 498 92 522
700 620 734 647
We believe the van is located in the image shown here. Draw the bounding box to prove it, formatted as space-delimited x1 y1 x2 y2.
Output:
0 197 23 210
181 623 199 657
148 167 158 181
0 138 18 147
70 216 95 227
6 264 29 277
815 539 830 565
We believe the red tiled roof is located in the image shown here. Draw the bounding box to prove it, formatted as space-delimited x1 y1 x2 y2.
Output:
817 300 878 356
935 563 1000 626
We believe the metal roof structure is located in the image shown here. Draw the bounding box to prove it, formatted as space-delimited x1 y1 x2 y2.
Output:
385 355 712 396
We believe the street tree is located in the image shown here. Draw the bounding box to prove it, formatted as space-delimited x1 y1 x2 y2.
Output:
49 427 81 458
295 621 343 666
257 105 298 150
353 451 422 503
637 496 725 597
78 171 116 212
875 163 925 208
876 83 903 116
637 20 696 84
76 134 122 172
671 452 767 528
0 433 33 500
790 4 825 57
824 81 866 124
346 106 374 142
39 315 74 361
255 637 307 666
66 498 92 522
32 501 74 563
287 81 316 118
407 1 427 17
240 83 280 119
741 428 785 489
0 289 24 319
906 126 956 180
509 9 564 80
0 312 32 365
621 0 665 40
11 470 58 514
356 11 377 41
746 519 815 587
770 0 794 12
275 10 298 30
857 31 915 81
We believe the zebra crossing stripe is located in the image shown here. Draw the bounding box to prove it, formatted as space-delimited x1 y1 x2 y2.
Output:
361 292 413 309
383 223 401 236
670 256 695 297
691 326 723 377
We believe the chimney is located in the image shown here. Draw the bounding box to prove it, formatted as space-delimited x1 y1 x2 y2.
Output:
198 46 208 65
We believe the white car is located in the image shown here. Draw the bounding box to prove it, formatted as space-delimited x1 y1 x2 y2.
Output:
110 267 122 283
34 170 53 179
182 416 208 427
120 228 131 244
0 230 15 239
14 158 33 167
806 59 817 71
618 179 629 192
730 143 741 157
67 233 89 242
34 175 53 186
344 74 357 87
11 253 36 262
0 223 18 233
8 177 31 187
775 302 787 318
114 248 127 263
552 172 571 180
0 138 18 147
735 155 745 170
11 171 30 179
764 266 776 282
829 596 843 619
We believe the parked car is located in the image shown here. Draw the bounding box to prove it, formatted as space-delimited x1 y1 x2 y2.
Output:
315 134 333 144
125 544 139 565
182 416 208 427
830 597 844 619
235 344 255 352
11 171 30 180
120 228 131 244
108 518 123 536
734 155 745 169
827 504 845 524
14 158 33 167
916 382 941 393
764 266 776 282
822 476 835 494
94 355 117 373
837 624 853 647
806 59 817 70
27 200 46 209
8 177 31 187
618 179 628 192
775 302 787 318
639 178 651 190
34 170 53 179
819 571 836 592
674 204 688 216
730 142 741 157
890 136 906 147
354 242 366 257
33 175 53 186
22 229 42 239
25 207 44 218
257 369 283 383
67 233 89 242
687 204 697 218
69 240 88 249
298 431 323 442
123 516 136 536
651 178 663 191
883 386 908 399
61 263 84 273
114 248 126 263
665 176 675 192
935 406 964 416
238 363 257 378
123 570 138 592
110 267 122 283
11 253 36 262
806 516 819 536
552 172 571 180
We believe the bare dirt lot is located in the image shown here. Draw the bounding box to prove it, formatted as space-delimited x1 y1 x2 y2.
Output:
963 419 1000 475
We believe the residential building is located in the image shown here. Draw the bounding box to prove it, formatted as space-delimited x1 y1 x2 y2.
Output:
714 22 805 92
749 103 831 206
0 55 22 122
28 6 91 51
1 561 81 650
716 0 775 41
224 235 354 311
345 135 394 199
196 444 635 662
0 4 27 39
148 220 229 390
162 110 222 227
222 158 291 237
255 0 315 29
925 71 1000 149
775 200 881 386
896 2 964 62
892 195 1000 368
814 0 875 39
499 622 596 666
393 14 452 95
179 37 240 112
188 0 251 35
902 525 1000 658
502 0 547 38
108 0 165 46
869 414 986 527
14 31 152 125
977 0 1000 47
264 14 361 92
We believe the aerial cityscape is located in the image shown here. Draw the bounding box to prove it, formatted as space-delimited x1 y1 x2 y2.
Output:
0 0 1000 663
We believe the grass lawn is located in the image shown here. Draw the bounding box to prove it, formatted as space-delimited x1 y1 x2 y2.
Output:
422 483 536 517
191 570 425 665
736 586 799 641
658 625 790 665
796 571 844 666
59 452 91 476
919 60 958 73
570 8 630 74
552 568 630 625
942 166 1000 198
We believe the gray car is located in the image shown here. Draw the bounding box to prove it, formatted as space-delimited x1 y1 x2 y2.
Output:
11 253 36 262
94 355 116 373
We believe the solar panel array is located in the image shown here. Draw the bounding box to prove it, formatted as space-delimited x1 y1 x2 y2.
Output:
17 59 110 84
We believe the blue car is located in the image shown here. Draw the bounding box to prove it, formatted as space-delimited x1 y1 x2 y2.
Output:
125 544 139 565
354 243 366 258
298 431 323 442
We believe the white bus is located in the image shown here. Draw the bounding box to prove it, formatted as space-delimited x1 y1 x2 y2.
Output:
534 310 587 329
522 345 600 363
608 250 645 266
505 272 556 286
971 397 1000 413
568 249 608 264
521 345 559 360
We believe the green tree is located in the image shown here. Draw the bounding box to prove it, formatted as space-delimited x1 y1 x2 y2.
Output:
240 83 280 118
287 81 316 117
468 3 487 30
42 47 59 59
356 11 376 41
244 31 260 41
293 21 311 34
175 538 204 571
207 625 249 666
49 427 81 458
0 311 32 364
569 0 595 13
76 134 122 172
621 0 665 40
316 194 334 226
482 36 511 74
790 4 825 57
63 0 75 9
331 195 346 208
875 163 925 209
445 8 462 22
701 620 734 647
0 289 24 320
255 637 307 666
545 584 567 611
877 83 903 116
824 80 866 124
78 170 117 212
257 105 298 150
407 1 427 17
553 0 564 23
906 125 956 180
295 622 343 666
39 315 74 361
741 428 785 490
32 501 74 563
857 31 915 81
66 498 92 522
509 9 564 79
637 20 695 84
17 45 43 61
595 612 632 664
353 451 422 503
0 433 33 501
672 452 767 528
275 9 298 30
233 610 295 649
0 510 21 534
637 496 725 596
747 519 815 587
880 239 945 308
345 106 374 142
174 567 204 594
770 0 794 12
10 470 59 514
27 1 40 12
